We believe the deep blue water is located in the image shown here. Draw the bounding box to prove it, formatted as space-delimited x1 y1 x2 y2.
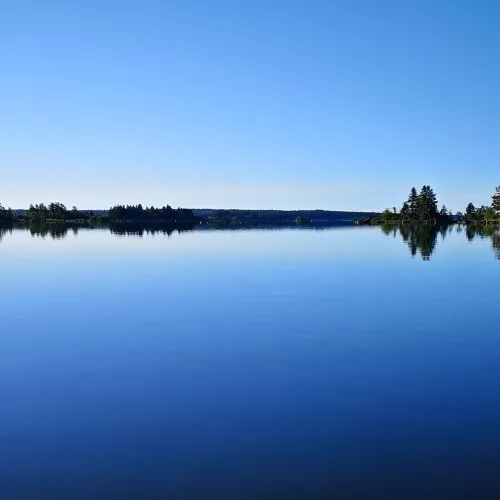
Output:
0 224 499 499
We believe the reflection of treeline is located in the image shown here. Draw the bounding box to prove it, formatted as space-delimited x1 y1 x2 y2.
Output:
465 225 500 260
0 225 13 242
109 223 194 237
27 223 82 239
0 222 195 240
382 223 500 260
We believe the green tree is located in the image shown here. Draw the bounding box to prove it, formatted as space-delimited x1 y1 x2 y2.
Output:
476 205 488 222
483 206 498 221
400 202 410 220
492 186 500 213
416 185 438 221
381 209 395 223
465 203 477 222
406 187 419 220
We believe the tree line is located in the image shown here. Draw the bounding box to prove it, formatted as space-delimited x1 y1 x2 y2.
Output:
0 202 198 224
107 204 196 223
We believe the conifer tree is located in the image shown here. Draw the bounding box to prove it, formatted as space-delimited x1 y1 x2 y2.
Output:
400 202 410 220
417 185 438 221
407 187 419 220
492 186 500 212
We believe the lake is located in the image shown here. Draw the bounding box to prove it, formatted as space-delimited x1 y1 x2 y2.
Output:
0 224 499 499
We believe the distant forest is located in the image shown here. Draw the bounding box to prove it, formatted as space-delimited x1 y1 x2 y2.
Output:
194 209 379 225
0 203 198 224
0 203 378 224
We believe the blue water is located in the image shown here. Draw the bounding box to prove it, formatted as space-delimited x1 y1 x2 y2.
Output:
0 225 499 499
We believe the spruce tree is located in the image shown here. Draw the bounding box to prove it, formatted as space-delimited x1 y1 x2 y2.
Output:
407 187 419 220
400 202 410 220
492 186 500 212
417 186 428 221
418 185 438 221
425 185 438 216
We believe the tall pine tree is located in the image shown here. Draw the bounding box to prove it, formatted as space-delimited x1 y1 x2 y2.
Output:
492 186 500 212
417 185 438 221
406 187 419 220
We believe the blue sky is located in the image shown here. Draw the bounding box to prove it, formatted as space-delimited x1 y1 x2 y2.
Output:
2 0 499 211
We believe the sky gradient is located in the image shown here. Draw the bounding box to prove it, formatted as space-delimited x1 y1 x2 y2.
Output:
2 0 499 211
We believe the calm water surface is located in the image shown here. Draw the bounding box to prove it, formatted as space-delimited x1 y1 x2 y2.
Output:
1 224 499 499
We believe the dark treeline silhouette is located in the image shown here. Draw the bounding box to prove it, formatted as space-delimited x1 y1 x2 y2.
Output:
0 204 15 222
197 209 379 225
0 202 198 224
24 203 94 222
108 205 197 224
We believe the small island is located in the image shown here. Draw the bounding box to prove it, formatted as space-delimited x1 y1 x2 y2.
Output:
356 185 500 226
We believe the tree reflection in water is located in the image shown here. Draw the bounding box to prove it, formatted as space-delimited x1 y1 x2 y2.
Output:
0 225 13 243
465 225 500 260
397 224 439 260
0 222 195 241
382 223 500 260
2 222 500 260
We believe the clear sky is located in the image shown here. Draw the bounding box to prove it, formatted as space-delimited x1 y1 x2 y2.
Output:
2 0 499 211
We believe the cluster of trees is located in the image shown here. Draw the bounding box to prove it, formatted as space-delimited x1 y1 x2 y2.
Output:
0 202 197 224
379 185 452 224
24 203 94 221
377 185 500 225
0 204 14 222
464 187 500 223
107 204 197 223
